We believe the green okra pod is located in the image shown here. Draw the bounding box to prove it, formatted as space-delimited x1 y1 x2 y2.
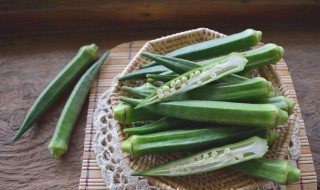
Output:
146 74 179 82
230 158 301 185
120 98 288 128
13 44 98 142
122 127 269 156
131 137 268 176
48 51 109 158
122 83 158 98
142 29 262 68
123 117 188 135
262 96 295 115
118 65 169 81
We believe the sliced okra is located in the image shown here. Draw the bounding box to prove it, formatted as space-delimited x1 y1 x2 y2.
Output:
136 53 248 108
131 136 268 176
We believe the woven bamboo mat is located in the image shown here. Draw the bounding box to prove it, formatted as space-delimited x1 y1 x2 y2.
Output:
78 41 317 190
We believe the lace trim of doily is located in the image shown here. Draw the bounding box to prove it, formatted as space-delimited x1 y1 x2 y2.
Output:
92 80 301 190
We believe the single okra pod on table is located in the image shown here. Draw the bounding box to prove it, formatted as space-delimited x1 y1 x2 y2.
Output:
120 98 288 129
13 44 98 142
121 127 269 156
136 53 248 108
131 136 268 176
113 102 162 125
230 158 301 185
142 29 262 68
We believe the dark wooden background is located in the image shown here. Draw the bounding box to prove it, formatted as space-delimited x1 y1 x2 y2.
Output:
1 1 320 189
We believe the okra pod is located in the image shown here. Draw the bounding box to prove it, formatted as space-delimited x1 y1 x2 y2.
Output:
120 98 288 128
231 158 301 185
142 44 283 75
13 44 98 141
123 117 188 135
122 127 268 156
262 96 295 115
118 65 169 81
146 74 179 82
122 83 158 98
142 29 262 68
48 51 109 158
136 53 248 108
131 137 268 176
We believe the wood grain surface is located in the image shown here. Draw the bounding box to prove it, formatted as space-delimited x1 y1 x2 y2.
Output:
1 26 320 189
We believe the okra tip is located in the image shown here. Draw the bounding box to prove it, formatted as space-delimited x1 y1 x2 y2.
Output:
131 170 143 176
48 146 67 158
286 163 301 184
276 108 288 127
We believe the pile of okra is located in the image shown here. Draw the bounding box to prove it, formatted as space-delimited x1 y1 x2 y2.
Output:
115 29 301 185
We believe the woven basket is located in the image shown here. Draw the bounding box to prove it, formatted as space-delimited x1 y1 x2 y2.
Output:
109 28 296 190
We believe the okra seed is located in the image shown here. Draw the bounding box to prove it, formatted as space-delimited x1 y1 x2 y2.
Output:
170 88 176 93
181 77 188 83
236 154 244 159
224 148 231 154
203 154 209 159
163 86 170 91
211 151 218 157
158 94 164 99
157 89 163 95
176 80 181 86
190 73 195 79
195 71 201 76
170 81 176 88
165 91 170 97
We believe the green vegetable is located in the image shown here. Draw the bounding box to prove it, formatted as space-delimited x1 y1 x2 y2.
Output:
48 51 109 158
131 136 268 176
142 43 283 76
13 44 98 142
124 77 271 102
184 77 270 102
231 158 301 185
142 29 262 68
123 117 188 135
136 53 248 108
262 96 295 115
122 83 158 98
267 81 277 97
113 102 162 125
122 127 269 156
118 65 169 81
241 44 284 72
120 98 288 128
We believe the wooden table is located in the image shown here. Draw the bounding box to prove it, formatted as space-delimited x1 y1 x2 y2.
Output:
1 1 319 189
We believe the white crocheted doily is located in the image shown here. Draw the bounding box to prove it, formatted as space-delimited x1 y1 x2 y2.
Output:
92 81 301 190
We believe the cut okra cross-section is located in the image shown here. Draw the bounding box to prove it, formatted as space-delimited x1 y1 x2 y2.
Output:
131 136 268 176
135 53 248 108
